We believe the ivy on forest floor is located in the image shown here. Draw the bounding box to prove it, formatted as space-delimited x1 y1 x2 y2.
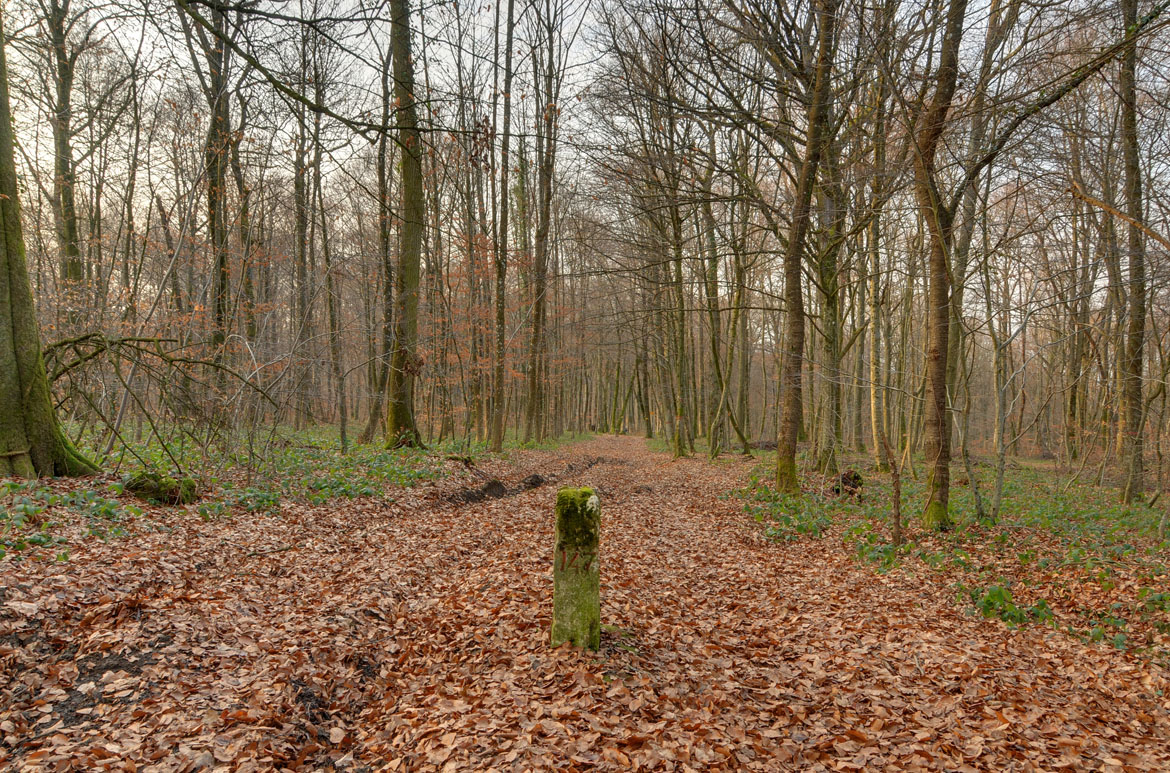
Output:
735 457 1170 663
732 474 834 541
2 429 594 562
1 479 141 559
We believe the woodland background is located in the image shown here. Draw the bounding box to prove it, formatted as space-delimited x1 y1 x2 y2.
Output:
4 0 1170 519
5 1 1170 766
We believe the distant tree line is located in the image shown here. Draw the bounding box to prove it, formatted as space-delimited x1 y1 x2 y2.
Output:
1 0 1170 526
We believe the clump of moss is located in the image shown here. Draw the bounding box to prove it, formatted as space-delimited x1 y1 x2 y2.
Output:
551 487 601 650
555 487 599 548
125 471 197 505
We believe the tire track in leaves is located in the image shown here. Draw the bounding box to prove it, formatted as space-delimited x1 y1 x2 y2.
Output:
2 436 1167 771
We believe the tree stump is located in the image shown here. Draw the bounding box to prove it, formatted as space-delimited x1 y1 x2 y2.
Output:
551 487 600 650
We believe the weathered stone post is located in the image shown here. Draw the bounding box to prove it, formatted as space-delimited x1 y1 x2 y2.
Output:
551 487 600 650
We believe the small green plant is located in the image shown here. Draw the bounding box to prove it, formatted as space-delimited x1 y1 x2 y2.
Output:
304 475 379 503
1138 587 1170 612
1 480 56 529
1086 617 1128 649
951 549 973 569
2 481 144 553
197 500 229 521
843 520 903 571
1095 568 1117 592
962 583 1055 628
61 490 140 539
735 479 832 541
974 584 1028 625
855 539 901 571
228 487 281 512
1029 598 1055 625
917 548 948 570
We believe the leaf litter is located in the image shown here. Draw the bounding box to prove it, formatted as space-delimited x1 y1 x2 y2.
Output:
2 436 1168 771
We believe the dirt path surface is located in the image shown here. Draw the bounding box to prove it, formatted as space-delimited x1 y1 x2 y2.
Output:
3 435 1168 771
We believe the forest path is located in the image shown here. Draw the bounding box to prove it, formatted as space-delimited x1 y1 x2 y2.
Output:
2 435 1168 771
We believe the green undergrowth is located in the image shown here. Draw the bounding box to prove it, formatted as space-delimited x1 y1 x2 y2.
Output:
95 429 449 510
80 425 592 507
957 582 1056 628
1 479 141 559
735 452 1170 661
733 474 833 541
4 426 595 562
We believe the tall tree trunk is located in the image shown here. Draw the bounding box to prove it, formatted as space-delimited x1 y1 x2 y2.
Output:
736 240 752 454
814 159 845 475
490 0 517 452
869 184 887 471
47 0 84 291
866 7 891 470
776 0 838 492
700 144 726 458
229 101 258 342
204 7 232 361
1121 0 1146 503
524 22 558 444
289 25 312 428
914 0 968 530
386 0 425 447
313 67 347 453
0 15 96 478
359 46 396 444
670 212 689 457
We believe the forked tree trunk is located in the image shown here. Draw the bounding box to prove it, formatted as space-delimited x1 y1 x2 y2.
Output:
776 0 838 492
914 0 968 530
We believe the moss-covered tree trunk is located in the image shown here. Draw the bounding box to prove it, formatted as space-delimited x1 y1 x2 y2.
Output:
386 0 424 448
551 488 600 650
0 15 96 479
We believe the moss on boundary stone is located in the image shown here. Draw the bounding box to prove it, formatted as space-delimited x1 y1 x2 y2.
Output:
126 471 198 505
551 487 601 651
